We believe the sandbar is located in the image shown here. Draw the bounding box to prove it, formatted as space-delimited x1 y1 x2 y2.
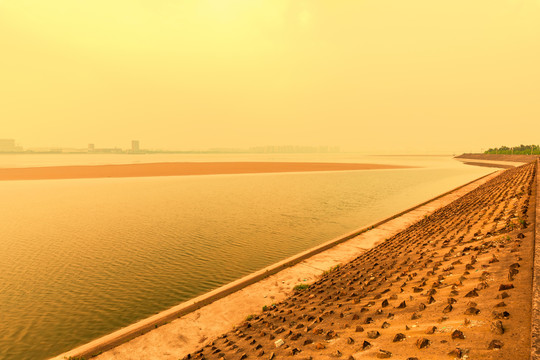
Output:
0 162 413 181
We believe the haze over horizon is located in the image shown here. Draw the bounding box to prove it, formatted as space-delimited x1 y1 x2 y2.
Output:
1 0 539 154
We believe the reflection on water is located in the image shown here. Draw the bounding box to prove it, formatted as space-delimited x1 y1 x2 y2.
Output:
0 156 493 359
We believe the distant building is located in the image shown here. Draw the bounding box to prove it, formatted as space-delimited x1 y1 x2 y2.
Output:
131 140 140 152
0 139 19 152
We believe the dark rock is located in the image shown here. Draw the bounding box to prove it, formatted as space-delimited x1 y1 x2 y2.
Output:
488 340 503 349
425 326 437 334
393 333 406 342
448 348 463 357
367 331 380 339
493 311 510 319
491 320 504 335
464 307 480 315
452 330 465 340
411 312 421 320
377 350 392 358
499 284 514 291
416 338 430 349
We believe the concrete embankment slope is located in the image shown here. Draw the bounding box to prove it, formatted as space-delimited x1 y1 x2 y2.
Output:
184 161 537 360
52 169 507 360
455 153 533 169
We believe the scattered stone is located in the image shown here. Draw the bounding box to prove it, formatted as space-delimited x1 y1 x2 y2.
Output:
416 338 430 349
491 320 504 335
488 340 504 349
332 350 342 357
393 333 406 342
499 284 514 291
448 348 463 358
377 349 392 358
367 331 381 339
355 326 364 332
274 339 284 348
452 330 465 340
361 340 372 350
425 326 437 334
465 290 479 297
464 307 480 315
493 311 510 319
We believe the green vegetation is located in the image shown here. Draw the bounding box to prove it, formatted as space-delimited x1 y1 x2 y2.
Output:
293 284 310 291
323 264 341 276
262 304 276 311
484 144 540 155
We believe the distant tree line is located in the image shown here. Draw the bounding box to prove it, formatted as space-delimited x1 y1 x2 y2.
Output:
484 144 540 155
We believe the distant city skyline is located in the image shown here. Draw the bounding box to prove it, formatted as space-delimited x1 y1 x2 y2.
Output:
0 138 342 154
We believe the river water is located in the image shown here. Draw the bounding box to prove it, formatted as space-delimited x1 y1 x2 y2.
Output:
0 154 494 359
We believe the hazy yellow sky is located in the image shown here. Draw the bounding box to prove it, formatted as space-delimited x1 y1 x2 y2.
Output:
1 0 539 153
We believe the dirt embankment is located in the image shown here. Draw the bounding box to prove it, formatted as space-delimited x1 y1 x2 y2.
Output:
456 153 538 163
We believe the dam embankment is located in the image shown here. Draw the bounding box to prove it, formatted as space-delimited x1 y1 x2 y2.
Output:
52 166 511 360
